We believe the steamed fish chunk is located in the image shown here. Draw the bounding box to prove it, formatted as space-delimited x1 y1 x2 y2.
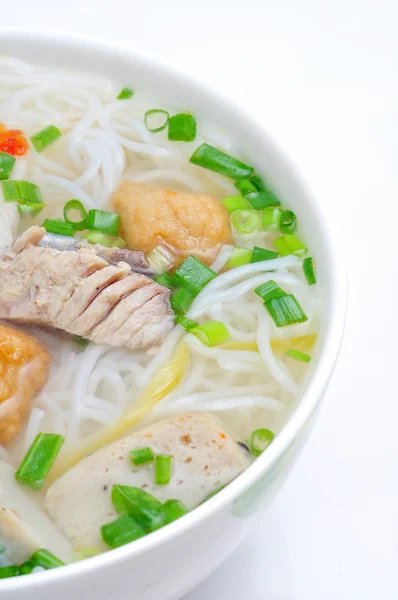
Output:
45 413 251 550
0 460 73 563
54 263 131 330
0 325 50 445
37 231 156 277
0 244 109 324
0 231 174 350
8 224 45 256
6 225 155 277
112 182 233 264
86 246 156 277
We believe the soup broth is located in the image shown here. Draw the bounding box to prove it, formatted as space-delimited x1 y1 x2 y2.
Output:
0 56 321 575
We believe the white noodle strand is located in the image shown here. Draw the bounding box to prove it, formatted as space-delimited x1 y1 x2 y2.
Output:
0 58 320 463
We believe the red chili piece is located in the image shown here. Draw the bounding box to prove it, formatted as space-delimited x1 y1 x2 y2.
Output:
0 124 29 156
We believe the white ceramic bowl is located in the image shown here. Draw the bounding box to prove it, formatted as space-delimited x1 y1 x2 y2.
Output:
0 30 346 600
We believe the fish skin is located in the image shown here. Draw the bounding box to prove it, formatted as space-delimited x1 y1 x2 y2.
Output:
38 233 79 252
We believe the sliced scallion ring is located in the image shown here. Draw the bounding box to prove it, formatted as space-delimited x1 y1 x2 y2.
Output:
86 209 119 236
15 433 65 490
31 549 65 569
168 113 196 142
225 247 253 268
171 287 195 315
170 256 216 295
18 202 45 218
303 256 316 285
130 447 155 466
190 321 231 347
250 428 275 457
144 109 170 133
0 152 16 181
231 209 262 234
63 199 88 231
117 87 134 100
101 515 146 548
155 454 172 485
286 349 311 362
280 210 297 234
30 125 62 153
189 144 253 180
2 180 43 204
42 218 76 237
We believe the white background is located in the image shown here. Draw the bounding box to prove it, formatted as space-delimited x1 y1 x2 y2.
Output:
1 1 397 598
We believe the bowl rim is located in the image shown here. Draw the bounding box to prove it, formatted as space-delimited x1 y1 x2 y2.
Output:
0 27 347 591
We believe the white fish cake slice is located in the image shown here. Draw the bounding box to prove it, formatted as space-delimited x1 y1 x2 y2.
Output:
45 413 251 550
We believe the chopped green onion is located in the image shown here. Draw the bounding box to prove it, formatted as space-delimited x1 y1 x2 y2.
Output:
31 549 64 569
15 433 64 490
250 428 275 457
266 294 307 327
168 113 196 142
0 566 19 579
0 152 16 180
263 207 282 231
175 316 199 330
249 172 265 191
286 349 311 362
72 335 90 349
18 202 45 217
82 231 126 248
231 209 262 234
111 485 163 530
221 195 251 213
42 218 76 237
235 179 281 209
251 247 279 262
3 180 43 204
190 320 230 346
280 210 297 234
86 209 119 236
171 287 195 315
101 515 146 548
155 455 172 485
2 180 20 201
159 499 188 526
235 178 258 197
190 143 253 180
19 560 37 575
146 245 175 274
255 280 286 302
117 87 134 100
171 256 216 296
63 199 88 231
247 190 280 210
303 256 316 285
15 181 42 203
203 485 226 502
130 447 155 466
153 273 174 289
31 125 62 153
144 109 169 133
273 234 307 257
226 247 253 268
